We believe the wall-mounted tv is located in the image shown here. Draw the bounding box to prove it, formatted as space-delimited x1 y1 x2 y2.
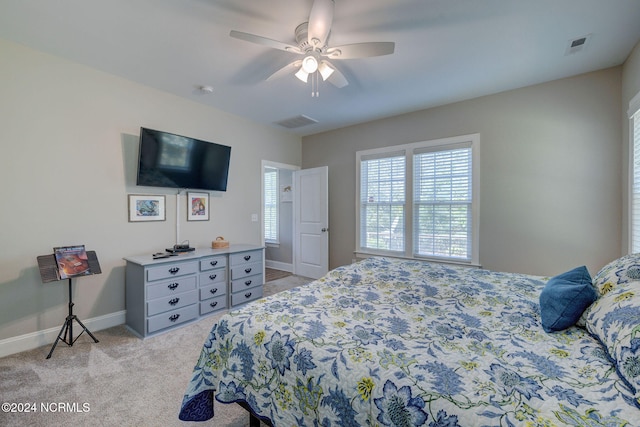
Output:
136 127 231 192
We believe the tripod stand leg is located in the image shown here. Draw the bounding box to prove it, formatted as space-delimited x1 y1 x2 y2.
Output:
74 316 99 343
46 320 70 359
46 278 100 359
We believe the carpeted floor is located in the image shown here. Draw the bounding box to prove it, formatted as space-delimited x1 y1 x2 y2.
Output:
0 274 312 427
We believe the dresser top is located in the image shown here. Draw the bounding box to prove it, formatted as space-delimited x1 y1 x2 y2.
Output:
124 244 264 267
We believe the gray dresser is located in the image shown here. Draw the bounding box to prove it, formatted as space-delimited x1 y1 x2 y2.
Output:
124 244 264 338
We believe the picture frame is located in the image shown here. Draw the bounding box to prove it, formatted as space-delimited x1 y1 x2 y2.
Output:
128 195 166 222
281 184 293 202
187 192 210 221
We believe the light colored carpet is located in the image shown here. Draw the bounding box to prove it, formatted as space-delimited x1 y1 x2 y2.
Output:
0 274 312 427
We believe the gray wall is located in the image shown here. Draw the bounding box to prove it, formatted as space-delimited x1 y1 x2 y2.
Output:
303 67 623 277
0 39 301 342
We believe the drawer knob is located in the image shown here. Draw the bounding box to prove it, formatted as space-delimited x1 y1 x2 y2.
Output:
244 280 252 286
210 288 218 294
244 268 252 274
169 297 180 306
244 255 251 261
244 292 252 298
210 260 218 266
210 301 218 308
169 267 180 275
168 283 179 290
209 274 217 280
169 314 180 322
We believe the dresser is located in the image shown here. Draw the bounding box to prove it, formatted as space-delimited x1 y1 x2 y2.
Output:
124 244 264 338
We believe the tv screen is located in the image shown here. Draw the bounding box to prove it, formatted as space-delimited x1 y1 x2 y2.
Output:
136 127 231 192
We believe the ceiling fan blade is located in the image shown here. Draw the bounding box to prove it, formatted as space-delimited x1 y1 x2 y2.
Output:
230 30 302 54
266 60 303 81
323 61 348 88
308 0 334 48
326 42 395 59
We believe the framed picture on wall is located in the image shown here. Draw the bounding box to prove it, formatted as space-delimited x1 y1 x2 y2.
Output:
187 192 209 221
128 195 166 222
281 184 293 202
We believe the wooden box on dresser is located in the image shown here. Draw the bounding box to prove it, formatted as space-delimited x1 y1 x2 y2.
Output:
124 244 264 338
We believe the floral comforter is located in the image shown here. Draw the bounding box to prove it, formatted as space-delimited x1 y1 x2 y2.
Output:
179 257 639 426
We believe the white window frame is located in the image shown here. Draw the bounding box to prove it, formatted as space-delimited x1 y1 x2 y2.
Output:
356 134 480 266
628 91 640 253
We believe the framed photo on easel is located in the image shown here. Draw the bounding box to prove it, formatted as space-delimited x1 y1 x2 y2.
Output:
187 192 209 221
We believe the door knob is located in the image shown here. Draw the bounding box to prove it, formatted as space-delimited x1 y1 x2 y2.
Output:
321 228 329 232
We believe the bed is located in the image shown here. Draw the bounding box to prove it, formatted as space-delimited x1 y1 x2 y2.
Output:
179 255 640 426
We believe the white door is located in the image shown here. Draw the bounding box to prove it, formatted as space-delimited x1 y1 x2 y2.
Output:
294 166 329 279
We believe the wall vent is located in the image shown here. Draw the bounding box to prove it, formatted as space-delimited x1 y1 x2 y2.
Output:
565 34 591 56
275 115 318 129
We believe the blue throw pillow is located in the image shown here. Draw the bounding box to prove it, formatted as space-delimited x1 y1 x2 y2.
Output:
539 266 597 332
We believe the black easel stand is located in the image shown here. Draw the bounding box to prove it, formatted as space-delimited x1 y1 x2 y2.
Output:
37 250 102 359
46 278 99 359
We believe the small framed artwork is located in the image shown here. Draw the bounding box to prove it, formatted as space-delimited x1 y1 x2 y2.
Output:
187 192 209 221
128 195 166 222
281 184 293 202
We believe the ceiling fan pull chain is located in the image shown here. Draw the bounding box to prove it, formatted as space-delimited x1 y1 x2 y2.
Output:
312 71 318 97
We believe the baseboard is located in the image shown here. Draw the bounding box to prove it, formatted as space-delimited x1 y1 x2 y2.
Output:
265 260 293 273
0 310 126 359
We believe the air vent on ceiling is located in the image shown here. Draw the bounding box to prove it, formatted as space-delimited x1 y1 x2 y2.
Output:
275 115 318 129
565 34 591 56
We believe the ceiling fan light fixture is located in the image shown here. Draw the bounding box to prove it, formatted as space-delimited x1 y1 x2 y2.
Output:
318 61 334 81
301 55 319 74
295 68 309 82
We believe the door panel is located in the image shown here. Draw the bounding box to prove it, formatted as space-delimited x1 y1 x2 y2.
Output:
294 166 328 279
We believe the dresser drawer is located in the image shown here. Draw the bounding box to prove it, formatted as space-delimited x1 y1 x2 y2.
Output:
231 262 261 280
147 290 198 316
147 304 198 334
231 286 263 306
230 250 263 266
146 261 198 282
147 276 197 300
199 270 226 286
200 282 227 300
231 274 263 294
200 256 227 271
199 295 227 315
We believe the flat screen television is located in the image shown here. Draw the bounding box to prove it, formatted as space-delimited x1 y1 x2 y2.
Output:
136 127 231 192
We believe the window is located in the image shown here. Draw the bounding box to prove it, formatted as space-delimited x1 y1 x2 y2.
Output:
414 145 472 259
360 153 406 252
630 92 640 253
356 134 479 265
264 166 278 243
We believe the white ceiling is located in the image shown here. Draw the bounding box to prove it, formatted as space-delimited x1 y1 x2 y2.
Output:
1 0 640 136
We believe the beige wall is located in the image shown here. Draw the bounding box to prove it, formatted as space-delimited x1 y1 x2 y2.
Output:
0 39 301 342
302 67 623 277
621 40 640 252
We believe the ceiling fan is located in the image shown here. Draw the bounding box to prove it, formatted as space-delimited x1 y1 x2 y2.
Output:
229 0 395 91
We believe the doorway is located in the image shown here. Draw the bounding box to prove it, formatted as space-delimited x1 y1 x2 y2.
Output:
262 161 299 274
261 162 329 279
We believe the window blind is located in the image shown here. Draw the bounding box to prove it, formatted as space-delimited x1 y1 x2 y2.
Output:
264 167 278 242
633 109 640 253
413 147 472 260
360 155 406 252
